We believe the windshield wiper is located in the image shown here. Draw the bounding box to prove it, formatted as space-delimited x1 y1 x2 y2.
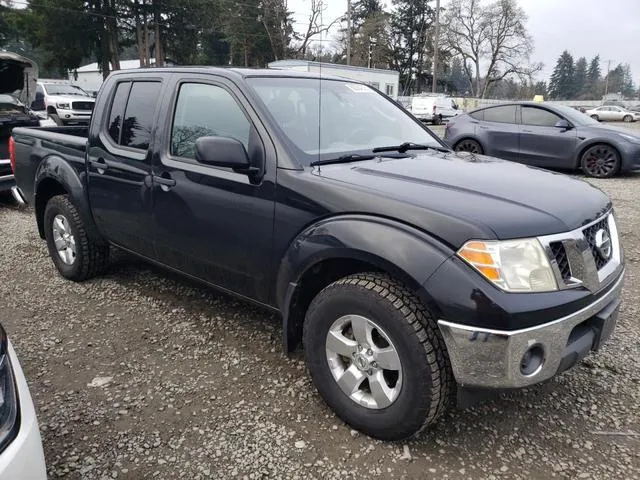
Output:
372 142 450 154
310 154 376 167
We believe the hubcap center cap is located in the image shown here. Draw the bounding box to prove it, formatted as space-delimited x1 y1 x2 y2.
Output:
353 353 371 371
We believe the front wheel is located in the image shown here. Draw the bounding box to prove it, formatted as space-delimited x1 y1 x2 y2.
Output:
44 195 110 281
581 144 621 178
303 273 453 440
623 115 632 123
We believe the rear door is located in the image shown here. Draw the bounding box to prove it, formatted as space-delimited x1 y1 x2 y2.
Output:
519 105 577 168
87 78 163 257
149 75 277 303
476 105 519 161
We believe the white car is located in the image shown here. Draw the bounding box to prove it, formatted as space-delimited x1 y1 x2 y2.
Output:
33 81 95 126
585 105 640 122
0 327 47 479
409 95 462 125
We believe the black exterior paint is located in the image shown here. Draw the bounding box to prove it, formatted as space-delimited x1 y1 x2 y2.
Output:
11 67 619 350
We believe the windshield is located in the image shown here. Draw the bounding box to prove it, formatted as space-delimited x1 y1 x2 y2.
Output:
43 84 90 96
553 105 599 126
247 77 443 165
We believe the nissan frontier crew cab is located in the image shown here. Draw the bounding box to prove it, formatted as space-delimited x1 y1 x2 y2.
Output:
10 68 624 441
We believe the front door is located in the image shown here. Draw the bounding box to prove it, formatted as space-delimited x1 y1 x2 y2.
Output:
150 76 276 303
87 79 163 257
519 105 577 168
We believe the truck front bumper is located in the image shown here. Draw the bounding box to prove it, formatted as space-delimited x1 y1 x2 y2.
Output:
54 109 92 124
438 270 624 389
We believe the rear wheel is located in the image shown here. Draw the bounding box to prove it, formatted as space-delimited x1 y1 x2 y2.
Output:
44 195 109 281
581 144 621 178
303 273 453 440
623 115 632 123
591 114 599 121
454 138 483 154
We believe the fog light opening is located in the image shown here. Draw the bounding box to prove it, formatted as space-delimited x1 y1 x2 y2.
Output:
520 345 545 376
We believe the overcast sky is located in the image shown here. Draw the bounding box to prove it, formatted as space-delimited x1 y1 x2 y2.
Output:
288 0 640 84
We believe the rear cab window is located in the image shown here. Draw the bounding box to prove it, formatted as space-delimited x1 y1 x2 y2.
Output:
104 80 162 154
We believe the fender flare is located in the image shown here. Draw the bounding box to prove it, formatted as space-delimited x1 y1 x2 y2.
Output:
275 215 454 352
34 155 104 244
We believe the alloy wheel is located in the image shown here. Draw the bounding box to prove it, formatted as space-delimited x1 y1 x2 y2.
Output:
325 314 402 409
52 214 77 265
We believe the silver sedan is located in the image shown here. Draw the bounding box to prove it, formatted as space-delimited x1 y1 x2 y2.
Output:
585 105 640 122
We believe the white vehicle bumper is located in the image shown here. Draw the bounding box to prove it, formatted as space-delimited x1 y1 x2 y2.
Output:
0 342 47 480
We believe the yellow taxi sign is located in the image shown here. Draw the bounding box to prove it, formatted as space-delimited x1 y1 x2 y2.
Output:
532 95 544 103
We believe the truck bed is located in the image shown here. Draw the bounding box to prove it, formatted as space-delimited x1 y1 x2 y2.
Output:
11 125 89 204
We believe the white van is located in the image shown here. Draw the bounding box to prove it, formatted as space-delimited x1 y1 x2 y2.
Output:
410 95 461 124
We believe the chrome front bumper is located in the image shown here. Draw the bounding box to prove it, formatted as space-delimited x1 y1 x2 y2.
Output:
438 271 624 389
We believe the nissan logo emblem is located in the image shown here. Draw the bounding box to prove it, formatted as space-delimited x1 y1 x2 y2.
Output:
594 229 612 260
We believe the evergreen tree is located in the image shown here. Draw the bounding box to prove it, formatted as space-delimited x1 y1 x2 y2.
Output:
573 57 587 98
448 57 467 94
621 64 636 98
549 50 575 99
390 0 434 94
586 55 602 98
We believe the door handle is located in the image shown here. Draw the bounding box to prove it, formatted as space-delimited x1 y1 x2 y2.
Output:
153 173 176 192
90 158 108 174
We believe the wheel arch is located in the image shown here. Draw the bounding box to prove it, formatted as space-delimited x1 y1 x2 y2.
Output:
276 215 452 354
34 157 105 244
575 141 622 170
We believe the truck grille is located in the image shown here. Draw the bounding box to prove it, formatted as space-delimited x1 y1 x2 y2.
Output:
549 242 571 281
583 218 611 269
539 212 620 293
72 101 94 111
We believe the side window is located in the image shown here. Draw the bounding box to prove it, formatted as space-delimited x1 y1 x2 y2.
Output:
107 82 131 144
121 81 162 150
385 84 394 96
521 107 561 127
483 105 517 123
171 83 250 160
469 109 484 121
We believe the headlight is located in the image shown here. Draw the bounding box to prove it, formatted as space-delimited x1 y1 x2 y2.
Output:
56 102 70 109
0 327 18 452
458 239 558 292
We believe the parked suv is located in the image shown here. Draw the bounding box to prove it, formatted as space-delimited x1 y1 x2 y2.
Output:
33 81 95 126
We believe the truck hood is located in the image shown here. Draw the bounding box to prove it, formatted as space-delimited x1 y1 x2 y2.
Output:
45 94 95 104
313 151 611 243
0 52 38 106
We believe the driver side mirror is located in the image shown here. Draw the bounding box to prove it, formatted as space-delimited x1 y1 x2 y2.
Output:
195 136 252 171
554 119 572 130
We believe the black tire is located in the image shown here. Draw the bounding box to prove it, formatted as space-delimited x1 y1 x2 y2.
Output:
591 114 599 121
432 115 442 125
44 195 109 281
454 138 483 154
303 273 453 440
580 144 621 178
49 113 64 126
623 115 632 123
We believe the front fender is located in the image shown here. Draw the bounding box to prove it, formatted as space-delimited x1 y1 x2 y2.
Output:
276 214 454 311
34 155 103 243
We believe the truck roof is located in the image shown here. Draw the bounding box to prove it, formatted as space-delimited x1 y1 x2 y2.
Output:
107 66 358 83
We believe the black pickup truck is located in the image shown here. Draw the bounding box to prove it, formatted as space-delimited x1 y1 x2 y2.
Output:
11 68 624 440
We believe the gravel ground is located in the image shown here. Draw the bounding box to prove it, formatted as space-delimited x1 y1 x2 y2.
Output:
1 122 640 479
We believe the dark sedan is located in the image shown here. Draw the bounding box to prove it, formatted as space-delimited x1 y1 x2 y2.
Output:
444 102 640 178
